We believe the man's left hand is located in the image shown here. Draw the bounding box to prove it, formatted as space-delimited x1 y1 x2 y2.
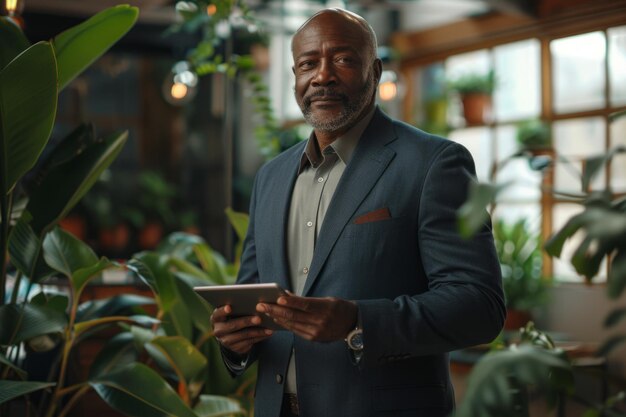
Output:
257 295 357 342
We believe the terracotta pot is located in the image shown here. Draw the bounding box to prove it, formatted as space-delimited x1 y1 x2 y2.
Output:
504 309 533 331
59 215 87 240
461 93 492 126
138 222 164 249
99 223 130 252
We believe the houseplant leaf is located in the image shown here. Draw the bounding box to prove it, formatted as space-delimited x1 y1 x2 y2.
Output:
145 336 207 384
27 130 128 235
0 380 55 405
0 352 27 379
0 303 66 345
0 41 57 195
457 181 510 239
193 395 246 417
77 294 155 322
53 4 139 90
75 315 159 337
42 227 98 278
90 362 199 417
89 332 138 378
0 16 30 70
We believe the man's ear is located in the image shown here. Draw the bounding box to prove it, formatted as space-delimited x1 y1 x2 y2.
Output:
373 58 383 84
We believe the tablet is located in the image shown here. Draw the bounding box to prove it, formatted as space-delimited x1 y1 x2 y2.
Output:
194 283 288 330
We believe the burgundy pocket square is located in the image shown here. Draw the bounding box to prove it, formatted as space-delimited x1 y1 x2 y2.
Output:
353 208 391 224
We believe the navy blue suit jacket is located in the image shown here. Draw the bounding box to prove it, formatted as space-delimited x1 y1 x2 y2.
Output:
234 108 505 417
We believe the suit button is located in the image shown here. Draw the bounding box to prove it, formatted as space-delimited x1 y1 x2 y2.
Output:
276 374 283 384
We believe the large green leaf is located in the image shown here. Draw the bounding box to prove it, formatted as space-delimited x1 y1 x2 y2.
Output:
42 227 98 278
175 275 213 333
77 294 155 322
75 315 159 338
89 332 138 379
0 41 57 195
146 336 207 384
131 253 177 313
0 351 26 379
0 303 67 346
457 181 510 239
225 208 249 242
8 215 40 276
455 344 573 417
0 380 55 405
194 395 246 417
89 332 139 380
90 362 199 417
27 130 128 235
53 5 139 90
0 16 30 70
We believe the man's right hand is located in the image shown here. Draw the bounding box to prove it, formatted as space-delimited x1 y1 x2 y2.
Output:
211 304 274 355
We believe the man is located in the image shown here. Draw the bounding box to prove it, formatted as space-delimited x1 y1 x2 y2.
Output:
211 8 505 417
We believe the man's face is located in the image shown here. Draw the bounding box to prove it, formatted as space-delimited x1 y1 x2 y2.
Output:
291 13 380 133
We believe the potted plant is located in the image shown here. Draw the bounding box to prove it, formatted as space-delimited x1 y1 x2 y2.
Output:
492 219 550 330
516 119 552 154
448 70 495 126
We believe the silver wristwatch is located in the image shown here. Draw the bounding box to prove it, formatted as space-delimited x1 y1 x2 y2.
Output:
345 327 364 351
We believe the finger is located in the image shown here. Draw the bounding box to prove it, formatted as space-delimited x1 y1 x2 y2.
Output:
218 328 273 352
257 303 309 324
271 317 319 339
214 315 263 336
228 333 273 354
211 305 233 322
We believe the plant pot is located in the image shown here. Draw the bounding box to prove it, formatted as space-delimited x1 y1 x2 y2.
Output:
504 309 533 331
59 215 87 240
460 93 492 126
99 223 130 252
138 222 164 249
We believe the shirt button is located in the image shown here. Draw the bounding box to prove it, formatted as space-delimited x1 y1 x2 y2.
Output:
306 221 313 227
303 267 309 274
317 177 324 183
276 374 283 384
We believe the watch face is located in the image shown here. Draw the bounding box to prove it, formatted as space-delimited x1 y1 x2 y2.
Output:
348 330 364 350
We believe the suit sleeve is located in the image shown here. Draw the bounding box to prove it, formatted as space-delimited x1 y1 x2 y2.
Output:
356 141 506 367
218 171 262 375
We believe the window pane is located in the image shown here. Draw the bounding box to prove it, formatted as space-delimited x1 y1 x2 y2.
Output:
493 39 541 122
494 124 541 201
609 26 626 106
551 32 606 113
411 62 448 135
449 127 492 182
610 114 626 192
553 117 606 192
552 203 607 282
492 203 541 232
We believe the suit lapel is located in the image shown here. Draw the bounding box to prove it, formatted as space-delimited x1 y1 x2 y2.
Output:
302 110 397 296
268 145 303 292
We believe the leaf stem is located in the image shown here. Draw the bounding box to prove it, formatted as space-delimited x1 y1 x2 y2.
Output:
1 191 13 306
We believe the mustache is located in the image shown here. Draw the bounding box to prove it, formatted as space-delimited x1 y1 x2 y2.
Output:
302 89 348 107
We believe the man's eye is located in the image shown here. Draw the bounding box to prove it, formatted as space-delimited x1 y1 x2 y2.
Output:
299 61 315 70
336 56 354 64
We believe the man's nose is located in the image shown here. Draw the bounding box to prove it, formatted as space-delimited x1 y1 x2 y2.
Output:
311 60 337 87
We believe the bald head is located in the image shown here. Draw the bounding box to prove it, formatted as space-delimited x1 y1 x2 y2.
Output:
292 8 378 64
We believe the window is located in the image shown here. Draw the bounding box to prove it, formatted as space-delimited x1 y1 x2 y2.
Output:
401 19 626 283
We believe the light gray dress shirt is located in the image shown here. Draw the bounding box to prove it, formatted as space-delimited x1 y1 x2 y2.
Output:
284 107 375 394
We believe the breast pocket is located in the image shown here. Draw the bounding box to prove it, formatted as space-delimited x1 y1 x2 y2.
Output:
341 215 406 240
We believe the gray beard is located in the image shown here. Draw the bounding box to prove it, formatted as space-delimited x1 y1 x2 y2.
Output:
299 72 376 133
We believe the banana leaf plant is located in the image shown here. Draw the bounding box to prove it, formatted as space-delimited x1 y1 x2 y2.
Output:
456 111 626 416
115 209 255 416
0 5 203 417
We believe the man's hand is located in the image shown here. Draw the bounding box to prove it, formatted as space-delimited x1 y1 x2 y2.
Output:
211 305 273 355
256 295 358 342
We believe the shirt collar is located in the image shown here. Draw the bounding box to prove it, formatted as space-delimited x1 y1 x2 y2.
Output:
299 106 377 172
